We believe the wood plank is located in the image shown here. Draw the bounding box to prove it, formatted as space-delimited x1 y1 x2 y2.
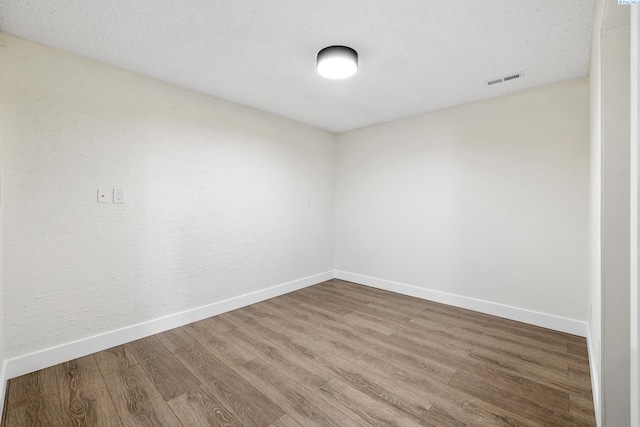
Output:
421 404 467 427
468 333 575 372
226 305 366 363
447 370 585 426
224 326 331 389
167 386 242 427
307 284 376 306
286 291 353 316
357 286 568 354
276 294 304 306
569 393 597 426
481 318 584 346
480 324 573 354
463 350 571 413
384 320 474 357
276 299 396 339
468 347 592 398
383 331 470 369
328 309 473 369
269 414 303 427
223 308 293 344
567 341 589 358
5 366 59 411
56 355 123 426
156 326 196 352
182 322 255 366
355 350 455 389
403 317 487 352
262 297 345 326
240 358 366 427
325 361 432 420
217 325 379 425
318 378 422 427
324 281 447 317
4 394 65 427
103 365 181 426
175 342 284 426
344 298 413 326
425 379 542 426
320 322 456 386
126 335 201 400
348 292 484 334
201 312 239 332
250 306 369 363
216 313 335 374
469 343 569 380
355 350 539 426
568 360 593 390
245 303 275 318
1 389 8 426
296 286 373 311
94 345 137 377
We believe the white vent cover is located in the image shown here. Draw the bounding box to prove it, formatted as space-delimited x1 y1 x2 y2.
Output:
484 72 524 86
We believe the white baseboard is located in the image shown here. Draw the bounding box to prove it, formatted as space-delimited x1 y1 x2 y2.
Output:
334 270 587 337
586 323 601 426
0 359 7 421
3 271 333 380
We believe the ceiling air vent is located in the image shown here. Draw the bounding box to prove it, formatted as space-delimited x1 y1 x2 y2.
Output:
484 72 523 86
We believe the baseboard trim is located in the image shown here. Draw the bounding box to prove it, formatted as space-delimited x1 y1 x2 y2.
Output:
4 270 334 380
586 323 601 426
335 270 587 337
0 359 8 422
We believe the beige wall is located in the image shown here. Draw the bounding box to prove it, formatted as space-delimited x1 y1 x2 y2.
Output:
600 21 631 427
0 33 336 360
336 79 590 324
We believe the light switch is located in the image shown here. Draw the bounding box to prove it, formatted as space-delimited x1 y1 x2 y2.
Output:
97 189 110 203
113 189 125 204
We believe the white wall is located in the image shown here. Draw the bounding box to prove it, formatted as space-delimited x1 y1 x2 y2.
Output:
336 79 590 326
600 22 631 427
588 1 639 424
588 0 605 419
0 33 335 360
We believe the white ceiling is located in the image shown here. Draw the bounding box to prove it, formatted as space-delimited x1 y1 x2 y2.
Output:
0 0 596 133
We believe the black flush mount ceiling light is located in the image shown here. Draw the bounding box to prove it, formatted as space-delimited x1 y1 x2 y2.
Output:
317 45 358 79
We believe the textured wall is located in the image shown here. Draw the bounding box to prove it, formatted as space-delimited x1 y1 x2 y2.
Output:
335 78 590 321
0 33 335 359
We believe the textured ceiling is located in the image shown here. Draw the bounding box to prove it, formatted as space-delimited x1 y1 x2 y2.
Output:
0 0 596 133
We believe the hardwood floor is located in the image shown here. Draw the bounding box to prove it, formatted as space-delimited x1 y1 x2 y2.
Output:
1 279 597 426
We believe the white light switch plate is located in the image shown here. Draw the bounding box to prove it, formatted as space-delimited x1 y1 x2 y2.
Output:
97 189 110 203
113 188 125 204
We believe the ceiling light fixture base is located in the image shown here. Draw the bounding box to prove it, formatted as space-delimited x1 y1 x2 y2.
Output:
317 45 358 79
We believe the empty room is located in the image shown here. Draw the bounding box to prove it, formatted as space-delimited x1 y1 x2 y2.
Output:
0 0 638 426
